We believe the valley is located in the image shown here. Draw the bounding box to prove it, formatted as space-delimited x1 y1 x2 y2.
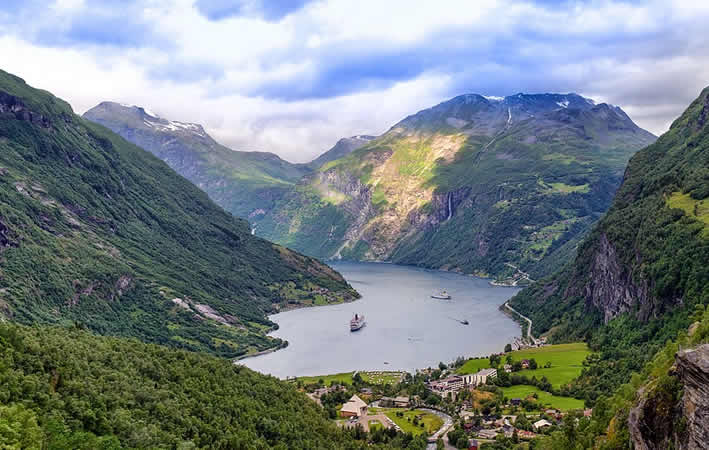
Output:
86 93 657 285
0 44 707 450
2 1 708 449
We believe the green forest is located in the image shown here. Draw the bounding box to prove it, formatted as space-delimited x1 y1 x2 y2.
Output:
0 323 435 449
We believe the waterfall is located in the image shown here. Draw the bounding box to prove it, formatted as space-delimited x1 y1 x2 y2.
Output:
447 192 453 220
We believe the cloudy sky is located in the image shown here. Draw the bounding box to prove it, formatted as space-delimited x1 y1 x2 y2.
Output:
1 0 709 162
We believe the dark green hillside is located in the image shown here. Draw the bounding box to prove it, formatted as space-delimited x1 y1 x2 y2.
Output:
509 86 709 402
0 323 374 449
0 69 357 358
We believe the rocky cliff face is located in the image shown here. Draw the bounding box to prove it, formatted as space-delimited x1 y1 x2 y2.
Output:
581 233 651 323
676 345 709 449
628 344 709 450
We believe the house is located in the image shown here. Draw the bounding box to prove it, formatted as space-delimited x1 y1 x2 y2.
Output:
510 398 521 406
503 364 512 373
521 359 531 369
394 396 410 408
584 408 593 418
468 439 480 450
477 429 498 439
502 419 514 437
379 396 396 407
533 419 552 430
359 387 373 395
517 430 537 440
340 395 368 418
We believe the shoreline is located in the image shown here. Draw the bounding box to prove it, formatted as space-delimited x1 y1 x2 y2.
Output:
235 341 288 362
328 258 525 287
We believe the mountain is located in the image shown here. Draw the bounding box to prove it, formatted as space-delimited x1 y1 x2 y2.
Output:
255 93 656 281
508 87 709 399
83 101 311 219
307 135 375 169
0 69 357 359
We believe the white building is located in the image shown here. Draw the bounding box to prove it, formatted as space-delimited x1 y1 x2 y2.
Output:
533 419 553 431
461 368 498 387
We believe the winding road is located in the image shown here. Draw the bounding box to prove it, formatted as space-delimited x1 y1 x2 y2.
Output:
504 302 534 342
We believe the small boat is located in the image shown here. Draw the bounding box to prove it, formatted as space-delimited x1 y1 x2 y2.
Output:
431 290 452 299
461 319 469 325
350 313 366 331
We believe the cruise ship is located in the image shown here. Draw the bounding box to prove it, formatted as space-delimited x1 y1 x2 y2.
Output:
431 290 452 299
350 313 366 331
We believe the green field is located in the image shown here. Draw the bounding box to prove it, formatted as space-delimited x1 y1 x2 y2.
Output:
667 191 709 233
457 357 491 375
298 372 354 385
457 343 591 388
506 343 591 387
376 408 443 436
298 371 405 386
501 385 584 411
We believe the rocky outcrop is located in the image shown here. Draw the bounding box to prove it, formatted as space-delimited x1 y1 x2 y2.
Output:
676 345 709 449
581 233 651 323
629 344 709 450
0 91 51 128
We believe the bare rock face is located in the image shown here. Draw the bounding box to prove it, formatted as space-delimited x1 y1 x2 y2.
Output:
628 344 709 450
583 233 650 323
676 345 709 450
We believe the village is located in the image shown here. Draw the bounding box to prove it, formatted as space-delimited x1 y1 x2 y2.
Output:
295 342 593 449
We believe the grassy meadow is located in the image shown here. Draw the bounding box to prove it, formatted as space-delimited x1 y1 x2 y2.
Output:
457 343 591 388
374 408 443 436
297 371 405 386
501 385 585 411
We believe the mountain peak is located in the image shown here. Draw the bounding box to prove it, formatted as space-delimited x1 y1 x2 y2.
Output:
85 101 207 138
391 91 634 135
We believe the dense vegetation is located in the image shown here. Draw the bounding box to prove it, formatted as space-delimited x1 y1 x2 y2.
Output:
255 93 655 281
0 69 357 358
509 87 709 404
0 323 428 449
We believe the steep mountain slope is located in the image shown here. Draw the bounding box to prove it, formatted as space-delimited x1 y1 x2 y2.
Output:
83 102 311 219
256 93 656 281
307 135 375 169
509 87 709 401
0 69 357 358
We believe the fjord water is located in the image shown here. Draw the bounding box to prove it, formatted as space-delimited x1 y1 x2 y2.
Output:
242 262 521 378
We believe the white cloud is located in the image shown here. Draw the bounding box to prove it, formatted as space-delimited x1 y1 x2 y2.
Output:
1 0 708 162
